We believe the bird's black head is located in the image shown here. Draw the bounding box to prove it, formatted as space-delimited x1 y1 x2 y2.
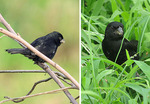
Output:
105 22 124 40
48 31 65 46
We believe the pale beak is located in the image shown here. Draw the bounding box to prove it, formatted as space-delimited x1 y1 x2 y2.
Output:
116 26 123 35
60 39 65 43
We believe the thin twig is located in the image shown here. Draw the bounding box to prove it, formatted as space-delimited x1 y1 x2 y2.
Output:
10 77 53 103
0 14 16 34
75 96 80 100
0 70 46 73
58 76 74 86
0 87 75 104
0 70 68 79
27 78 52 95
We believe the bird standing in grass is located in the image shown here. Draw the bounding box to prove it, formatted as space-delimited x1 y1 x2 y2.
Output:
6 31 65 63
102 22 139 65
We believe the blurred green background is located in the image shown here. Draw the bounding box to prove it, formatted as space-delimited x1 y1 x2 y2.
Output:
0 0 79 104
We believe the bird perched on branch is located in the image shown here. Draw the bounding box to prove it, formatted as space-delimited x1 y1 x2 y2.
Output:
6 31 65 63
102 22 139 65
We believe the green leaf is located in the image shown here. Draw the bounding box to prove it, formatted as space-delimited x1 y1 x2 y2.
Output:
81 91 101 100
126 49 131 60
128 99 138 104
92 0 104 16
125 83 150 104
134 60 150 81
96 70 114 83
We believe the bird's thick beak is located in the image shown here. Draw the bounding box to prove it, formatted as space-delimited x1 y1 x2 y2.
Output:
116 26 123 35
60 39 65 43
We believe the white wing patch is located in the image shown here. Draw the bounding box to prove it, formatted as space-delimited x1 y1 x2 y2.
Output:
53 50 55 54
130 53 138 59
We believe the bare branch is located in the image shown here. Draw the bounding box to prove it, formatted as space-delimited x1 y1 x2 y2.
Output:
0 27 79 89
0 14 79 103
0 70 46 73
0 87 75 104
0 14 16 34
0 27 77 103
10 77 53 103
58 76 74 86
37 63 78 103
27 78 52 96
0 70 68 79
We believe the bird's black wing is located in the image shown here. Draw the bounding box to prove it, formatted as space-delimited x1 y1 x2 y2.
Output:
102 38 123 62
30 36 47 56
31 36 46 47
123 39 139 60
34 43 57 64
102 38 134 64
102 39 112 59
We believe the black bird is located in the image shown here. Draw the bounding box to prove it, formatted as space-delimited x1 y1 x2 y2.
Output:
6 31 65 63
102 22 139 65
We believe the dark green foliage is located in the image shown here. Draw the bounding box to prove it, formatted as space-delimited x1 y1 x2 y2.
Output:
81 0 150 103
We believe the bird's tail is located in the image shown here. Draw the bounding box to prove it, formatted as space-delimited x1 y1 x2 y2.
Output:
6 48 27 54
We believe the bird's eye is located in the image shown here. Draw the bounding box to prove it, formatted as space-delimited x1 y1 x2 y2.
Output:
59 37 62 40
111 26 114 29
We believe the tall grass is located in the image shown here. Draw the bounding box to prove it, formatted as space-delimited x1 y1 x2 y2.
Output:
81 0 150 103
